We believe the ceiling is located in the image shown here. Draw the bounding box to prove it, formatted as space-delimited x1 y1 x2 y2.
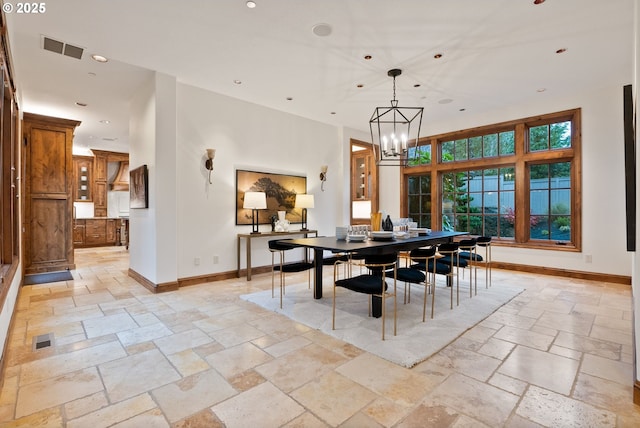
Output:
4 0 634 154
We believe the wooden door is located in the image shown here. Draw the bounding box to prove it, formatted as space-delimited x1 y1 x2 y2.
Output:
23 113 80 274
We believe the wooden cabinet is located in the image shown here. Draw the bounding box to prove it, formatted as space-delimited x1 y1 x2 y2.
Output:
92 151 108 217
73 219 86 245
74 218 118 247
23 113 80 274
73 156 93 201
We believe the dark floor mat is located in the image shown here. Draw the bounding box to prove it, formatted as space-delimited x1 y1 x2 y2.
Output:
24 271 73 285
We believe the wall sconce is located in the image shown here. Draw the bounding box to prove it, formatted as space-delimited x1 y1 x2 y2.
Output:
243 191 267 234
320 165 328 191
205 149 216 184
295 193 314 231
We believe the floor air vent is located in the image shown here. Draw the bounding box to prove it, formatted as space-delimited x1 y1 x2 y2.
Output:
42 36 84 60
32 333 53 350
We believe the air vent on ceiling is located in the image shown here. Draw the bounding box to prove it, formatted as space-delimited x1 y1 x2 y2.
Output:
41 36 84 60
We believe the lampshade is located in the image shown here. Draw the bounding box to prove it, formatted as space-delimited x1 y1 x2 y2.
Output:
369 68 423 166
295 194 314 209
243 191 267 209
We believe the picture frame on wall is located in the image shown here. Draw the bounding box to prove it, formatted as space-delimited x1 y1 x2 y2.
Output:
236 169 307 225
129 164 149 209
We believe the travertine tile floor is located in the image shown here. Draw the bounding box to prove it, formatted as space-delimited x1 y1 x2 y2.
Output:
1 246 639 427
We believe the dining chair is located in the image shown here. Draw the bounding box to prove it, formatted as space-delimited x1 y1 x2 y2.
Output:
457 238 478 297
476 236 492 288
333 252 398 340
404 247 439 321
436 242 462 309
268 239 314 308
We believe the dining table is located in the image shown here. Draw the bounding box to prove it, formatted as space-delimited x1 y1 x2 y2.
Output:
285 230 468 299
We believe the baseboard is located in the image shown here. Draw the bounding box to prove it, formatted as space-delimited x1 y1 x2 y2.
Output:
128 268 179 293
490 261 631 285
178 271 240 288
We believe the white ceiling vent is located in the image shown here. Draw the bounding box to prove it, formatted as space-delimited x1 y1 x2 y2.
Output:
41 35 84 60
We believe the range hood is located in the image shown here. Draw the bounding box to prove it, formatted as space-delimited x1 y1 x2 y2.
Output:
111 161 129 191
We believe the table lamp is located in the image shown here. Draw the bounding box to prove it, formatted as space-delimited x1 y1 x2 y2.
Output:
295 194 314 231
243 191 267 234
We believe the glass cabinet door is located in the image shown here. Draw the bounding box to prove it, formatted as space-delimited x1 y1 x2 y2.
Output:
73 156 93 202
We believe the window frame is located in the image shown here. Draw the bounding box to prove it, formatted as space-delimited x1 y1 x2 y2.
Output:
401 108 581 251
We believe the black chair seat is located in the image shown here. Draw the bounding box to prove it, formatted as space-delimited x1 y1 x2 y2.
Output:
411 260 452 275
268 239 298 251
322 255 350 265
438 255 468 268
336 274 389 294
459 251 483 261
274 261 314 273
395 267 426 284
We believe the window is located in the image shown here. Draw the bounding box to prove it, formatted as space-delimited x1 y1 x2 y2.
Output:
402 109 580 251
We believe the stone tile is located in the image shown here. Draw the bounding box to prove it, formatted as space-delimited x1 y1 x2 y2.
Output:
291 371 377 426
499 345 579 395
362 396 411 427
590 324 633 346
153 328 213 355
99 348 181 403
580 353 632 386
256 343 346 392
207 323 266 348
549 344 582 360
488 372 528 396
67 393 157 428
263 335 312 357
425 373 518 427
340 411 384 428
117 322 173 347
152 369 236 423
425 341 501 382
73 290 116 307
205 342 272 378
494 325 554 351
516 385 616 427
478 337 516 360
64 391 109 420
15 367 104 418
283 411 330 427
83 312 138 338
1 407 63 427
172 408 224 428
212 381 304 428
553 331 620 359
166 349 210 377
20 340 126 385
394 404 459 428
227 369 266 392
337 353 434 406
535 311 595 336
111 408 169 427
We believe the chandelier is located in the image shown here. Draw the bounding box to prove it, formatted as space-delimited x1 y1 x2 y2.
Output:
369 69 423 166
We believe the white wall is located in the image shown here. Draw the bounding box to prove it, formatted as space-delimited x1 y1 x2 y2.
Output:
175 83 343 278
632 0 639 385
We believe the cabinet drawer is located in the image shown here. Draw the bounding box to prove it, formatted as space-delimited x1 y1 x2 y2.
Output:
84 219 106 244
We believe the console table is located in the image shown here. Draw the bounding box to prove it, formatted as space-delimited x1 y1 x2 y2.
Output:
237 229 318 280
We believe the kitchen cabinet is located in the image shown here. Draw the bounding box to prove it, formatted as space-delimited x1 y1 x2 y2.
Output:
74 218 119 247
350 140 378 225
73 156 93 201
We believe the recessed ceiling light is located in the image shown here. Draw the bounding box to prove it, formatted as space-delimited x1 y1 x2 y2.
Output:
312 23 332 37
102 137 118 142
434 53 443 59
364 55 372 60
413 84 421 88
459 108 466 112
75 102 88 107
100 119 110 124
91 54 108 63
556 48 567 54
246 1 256 8
438 98 453 104
357 84 364 88
330 112 336 115
537 88 547 92
533 0 545 4
233 80 242 85
286 97 293 101
87 72 96 77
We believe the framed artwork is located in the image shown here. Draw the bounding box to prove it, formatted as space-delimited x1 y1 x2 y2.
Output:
236 169 307 225
129 164 149 209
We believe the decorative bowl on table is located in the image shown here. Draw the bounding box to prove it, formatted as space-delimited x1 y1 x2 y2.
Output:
347 234 366 242
409 228 431 236
371 231 394 241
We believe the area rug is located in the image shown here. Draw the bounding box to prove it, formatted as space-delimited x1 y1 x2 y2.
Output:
23 270 73 285
241 278 523 368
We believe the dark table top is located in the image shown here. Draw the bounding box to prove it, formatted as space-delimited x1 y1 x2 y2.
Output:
285 230 468 254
